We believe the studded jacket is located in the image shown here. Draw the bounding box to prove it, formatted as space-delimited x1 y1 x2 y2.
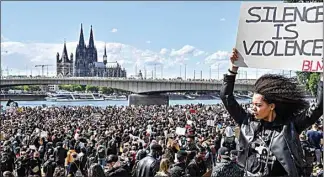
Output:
220 74 323 177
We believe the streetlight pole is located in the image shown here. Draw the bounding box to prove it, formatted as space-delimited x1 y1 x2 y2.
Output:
180 65 182 78
144 66 147 79
154 64 157 79
209 66 211 80
194 70 196 80
161 64 163 79
217 63 220 80
184 64 187 80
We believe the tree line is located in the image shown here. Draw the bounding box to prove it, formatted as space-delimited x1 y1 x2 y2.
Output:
58 85 130 94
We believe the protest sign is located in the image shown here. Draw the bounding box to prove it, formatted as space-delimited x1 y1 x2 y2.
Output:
235 2 323 72
207 120 215 126
175 127 186 136
41 131 48 138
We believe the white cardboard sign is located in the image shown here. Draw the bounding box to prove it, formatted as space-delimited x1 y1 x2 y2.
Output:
235 2 323 72
175 127 186 136
207 120 215 127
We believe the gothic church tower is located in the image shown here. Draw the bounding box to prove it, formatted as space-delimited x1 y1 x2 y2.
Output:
74 24 98 77
56 41 73 77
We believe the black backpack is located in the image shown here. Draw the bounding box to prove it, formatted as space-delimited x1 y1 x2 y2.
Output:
222 136 236 151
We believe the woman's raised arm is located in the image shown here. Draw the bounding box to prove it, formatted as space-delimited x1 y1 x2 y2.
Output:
219 48 249 125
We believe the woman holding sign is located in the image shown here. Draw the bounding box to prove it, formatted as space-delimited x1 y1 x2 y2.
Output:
219 49 323 177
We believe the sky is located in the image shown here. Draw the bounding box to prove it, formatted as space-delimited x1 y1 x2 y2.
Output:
1 1 290 79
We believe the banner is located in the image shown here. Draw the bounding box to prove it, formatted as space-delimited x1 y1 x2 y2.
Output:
235 2 323 72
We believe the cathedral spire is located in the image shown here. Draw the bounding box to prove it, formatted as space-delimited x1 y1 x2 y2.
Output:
104 43 107 57
103 43 107 65
78 23 85 47
61 39 69 63
88 25 95 48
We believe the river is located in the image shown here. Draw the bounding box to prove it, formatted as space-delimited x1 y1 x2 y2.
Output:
1 99 252 107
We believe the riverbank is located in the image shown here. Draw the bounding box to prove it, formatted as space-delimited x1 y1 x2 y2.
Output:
0 94 47 101
0 93 225 101
0 93 315 101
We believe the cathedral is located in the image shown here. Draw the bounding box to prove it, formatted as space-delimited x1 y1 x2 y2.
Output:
56 24 127 78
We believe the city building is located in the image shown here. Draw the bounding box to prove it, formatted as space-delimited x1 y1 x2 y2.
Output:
47 85 59 92
56 24 127 78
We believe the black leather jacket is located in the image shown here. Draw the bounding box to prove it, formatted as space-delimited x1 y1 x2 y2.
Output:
135 155 159 177
169 162 186 177
220 74 323 177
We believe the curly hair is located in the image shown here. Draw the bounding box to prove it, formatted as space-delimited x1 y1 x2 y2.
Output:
253 74 309 120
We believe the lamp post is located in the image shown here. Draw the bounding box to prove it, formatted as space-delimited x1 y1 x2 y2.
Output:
161 64 163 79
154 64 157 79
217 63 220 80
209 66 211 80
184 64 187 80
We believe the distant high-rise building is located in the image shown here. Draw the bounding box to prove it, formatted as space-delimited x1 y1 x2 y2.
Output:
56 24 127 78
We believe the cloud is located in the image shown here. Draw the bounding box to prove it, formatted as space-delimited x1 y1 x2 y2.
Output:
146 40 151 44
0 38 289 79
220 18 226 21
169 45 206 64
110 28 118 33
0 39 178 76
159 48 169 55
205 50 230 64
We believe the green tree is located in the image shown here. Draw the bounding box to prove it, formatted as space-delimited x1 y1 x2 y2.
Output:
99 87 109 94
71 84 83 92
295 71 311 85
86 85 99 92
29 85 41 91
100 87 114 94
58 85 73 92
308 73 320 96
12 86 24 90
80 85 86 91
58 85 64 90
23 85 30 91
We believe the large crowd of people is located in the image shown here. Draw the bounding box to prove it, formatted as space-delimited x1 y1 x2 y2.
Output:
0 100 322 177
